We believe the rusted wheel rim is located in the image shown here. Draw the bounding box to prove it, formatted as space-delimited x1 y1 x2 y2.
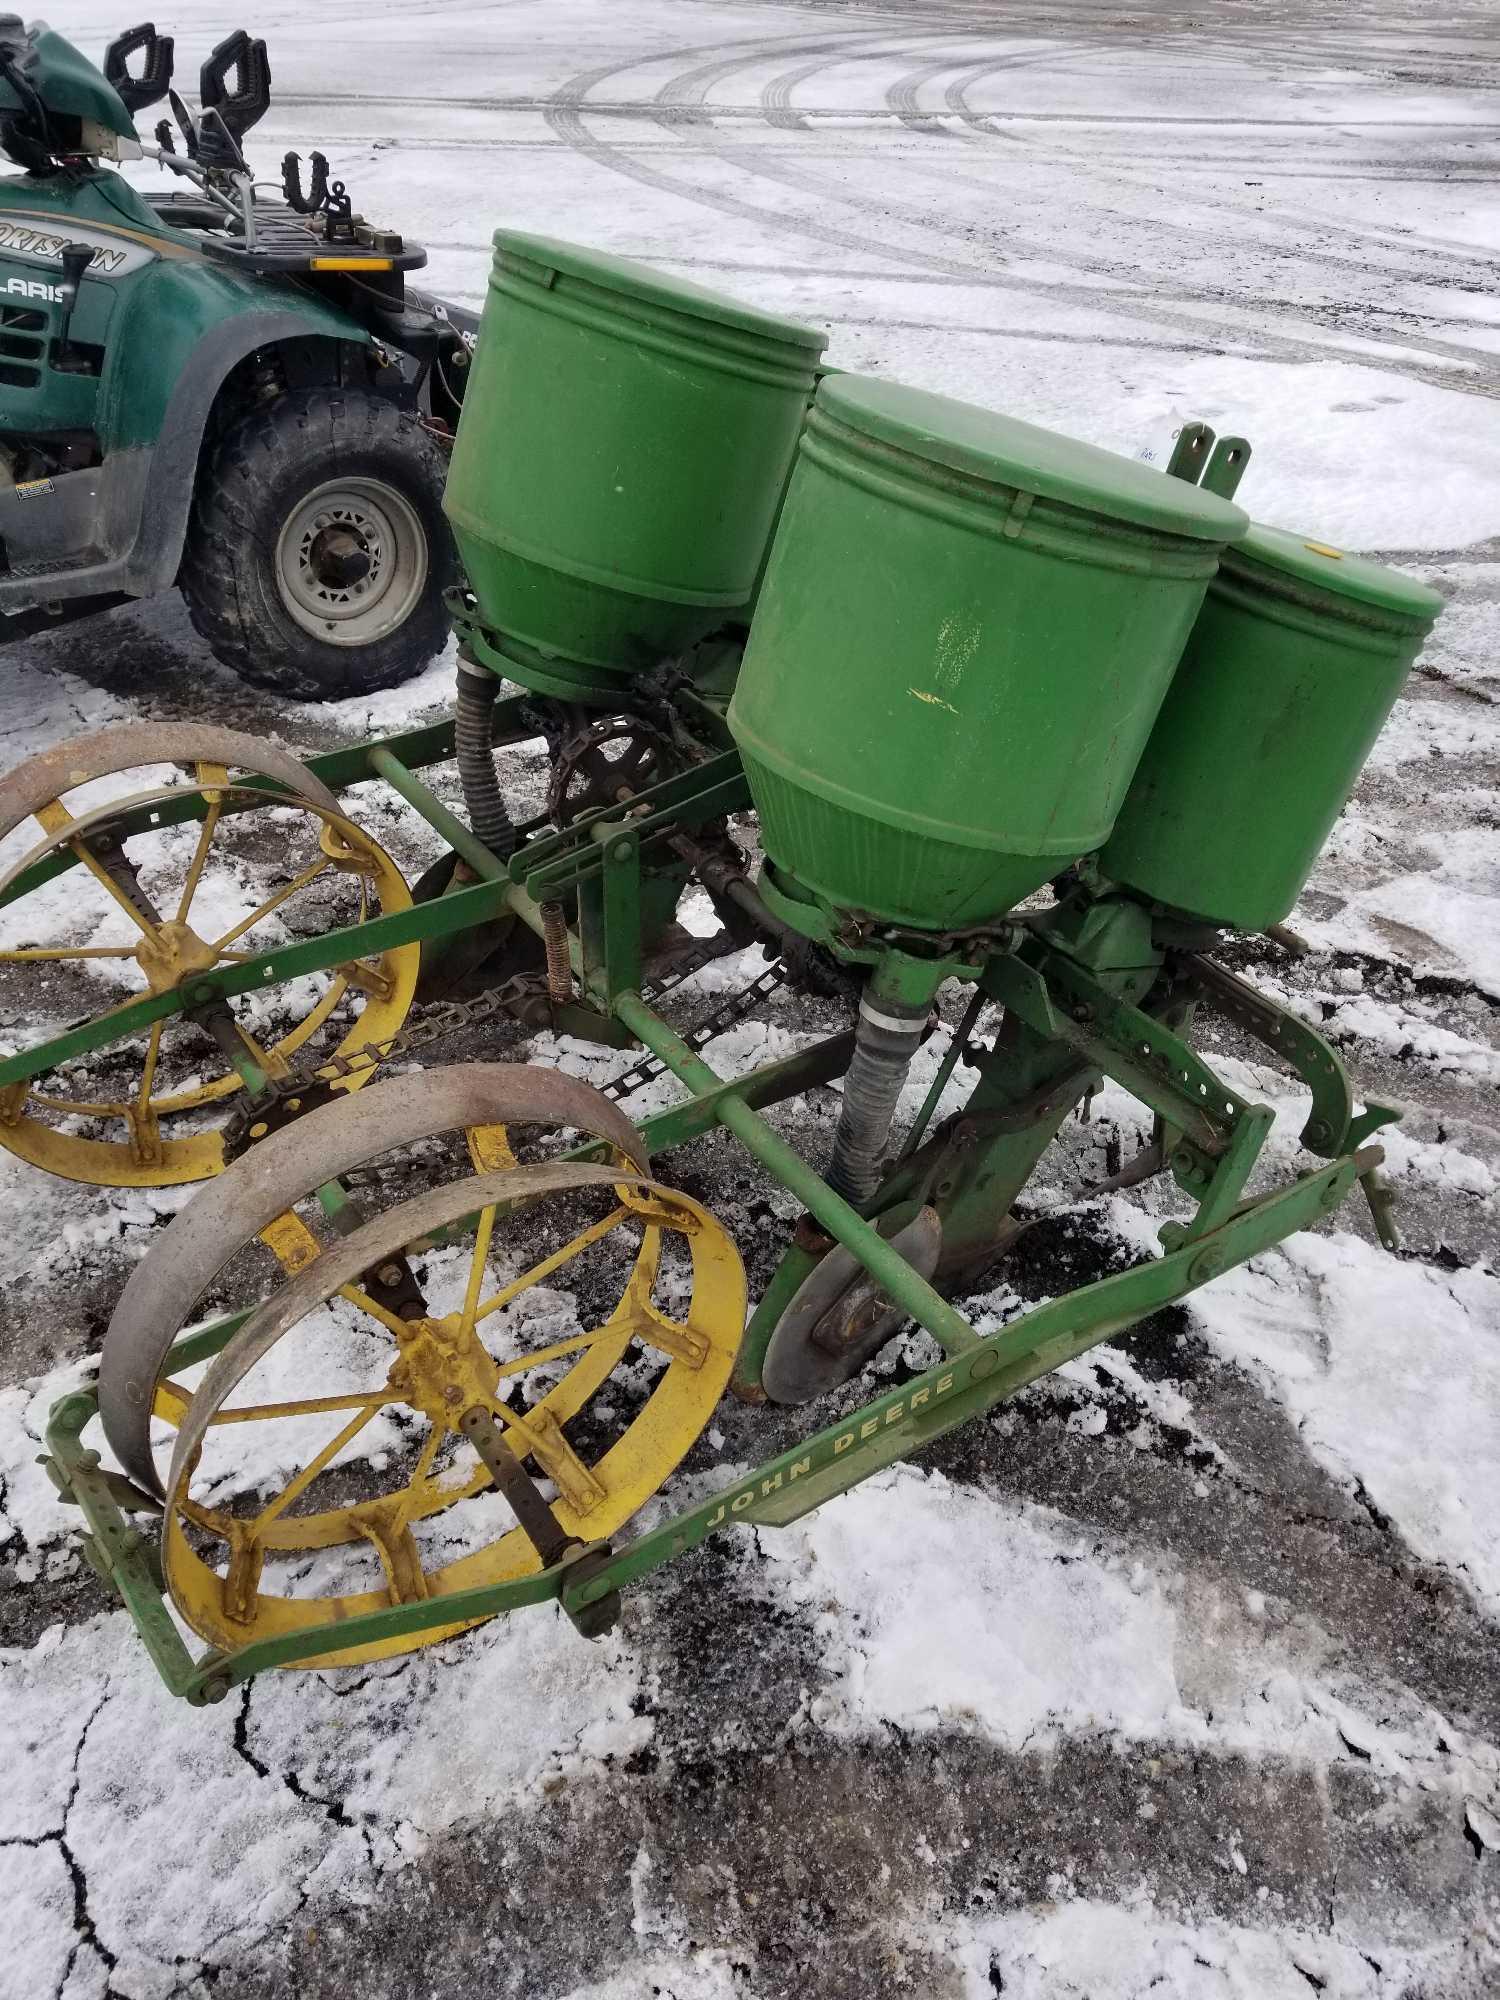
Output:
275 477 428 645
0 726 416 1187
99 1064 653 1492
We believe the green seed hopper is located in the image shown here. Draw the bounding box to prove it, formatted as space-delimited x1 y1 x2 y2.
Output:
729 375 1247 930
444 231 826 704
1101 526 1444 929
4 235 1442 1706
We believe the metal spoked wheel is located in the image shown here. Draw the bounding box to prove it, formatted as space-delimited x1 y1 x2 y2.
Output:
0 724 417 1186
100 1067 745 1670
274 475 430 647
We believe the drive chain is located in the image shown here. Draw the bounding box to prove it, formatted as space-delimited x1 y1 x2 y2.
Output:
596 959 789 1103
219 929 787 1158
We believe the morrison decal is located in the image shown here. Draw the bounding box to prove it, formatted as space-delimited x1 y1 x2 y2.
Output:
0 224 127 273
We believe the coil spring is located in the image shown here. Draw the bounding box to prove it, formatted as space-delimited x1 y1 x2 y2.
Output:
541 901 572 1005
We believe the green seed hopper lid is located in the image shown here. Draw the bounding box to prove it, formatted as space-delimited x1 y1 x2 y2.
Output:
1222 524 1445 625
493 231 827 352
817 377 1248 541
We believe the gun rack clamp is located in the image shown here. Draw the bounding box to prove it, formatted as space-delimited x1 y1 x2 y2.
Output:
13 230 1438 1704
103 21 421 277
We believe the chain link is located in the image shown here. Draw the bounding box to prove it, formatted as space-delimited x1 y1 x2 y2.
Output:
218 926 787 1154
597 959 789 1103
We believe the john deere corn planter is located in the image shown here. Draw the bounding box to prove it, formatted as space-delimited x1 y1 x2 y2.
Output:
8 232 1442 1703
0 18 475 695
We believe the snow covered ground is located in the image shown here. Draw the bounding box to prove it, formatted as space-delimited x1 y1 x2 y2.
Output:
2 1 1498 1996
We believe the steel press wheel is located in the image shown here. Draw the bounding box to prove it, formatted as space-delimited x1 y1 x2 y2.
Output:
100 1064 659 1491
107 1070 744 1669
0 724 417 1187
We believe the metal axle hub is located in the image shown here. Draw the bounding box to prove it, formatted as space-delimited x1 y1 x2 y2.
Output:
133 918 221 993
384 1311 502 1428
309 522 374 589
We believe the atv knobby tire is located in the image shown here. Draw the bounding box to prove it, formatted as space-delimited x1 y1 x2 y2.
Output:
180 387 454 700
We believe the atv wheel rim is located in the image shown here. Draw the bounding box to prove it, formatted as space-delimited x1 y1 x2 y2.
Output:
275 476 428 647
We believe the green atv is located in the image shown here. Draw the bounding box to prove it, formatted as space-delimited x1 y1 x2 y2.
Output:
0 17 477 697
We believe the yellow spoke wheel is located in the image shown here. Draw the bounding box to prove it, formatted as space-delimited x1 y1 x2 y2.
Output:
159 1155 744 1669
0 725 417 1187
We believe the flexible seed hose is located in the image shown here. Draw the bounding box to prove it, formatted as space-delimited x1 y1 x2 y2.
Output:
454 658 518 860
825 990 928 1208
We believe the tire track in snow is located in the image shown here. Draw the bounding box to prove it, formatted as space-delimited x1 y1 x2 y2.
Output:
663 65 1500 385
762 33 956 130
809 130 1500 371
941 45 1500 270
615 17 1499 293
758 35 1500 341
653 26 912 126
537 28 1500 395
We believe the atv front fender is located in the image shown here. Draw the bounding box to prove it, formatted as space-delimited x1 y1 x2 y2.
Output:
0 266 369 616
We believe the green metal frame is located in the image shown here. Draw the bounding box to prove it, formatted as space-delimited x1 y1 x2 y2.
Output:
0 703 636 1089
24 711 1395 1702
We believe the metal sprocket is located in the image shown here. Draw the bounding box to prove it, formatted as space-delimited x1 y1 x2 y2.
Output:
546 717 683 826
